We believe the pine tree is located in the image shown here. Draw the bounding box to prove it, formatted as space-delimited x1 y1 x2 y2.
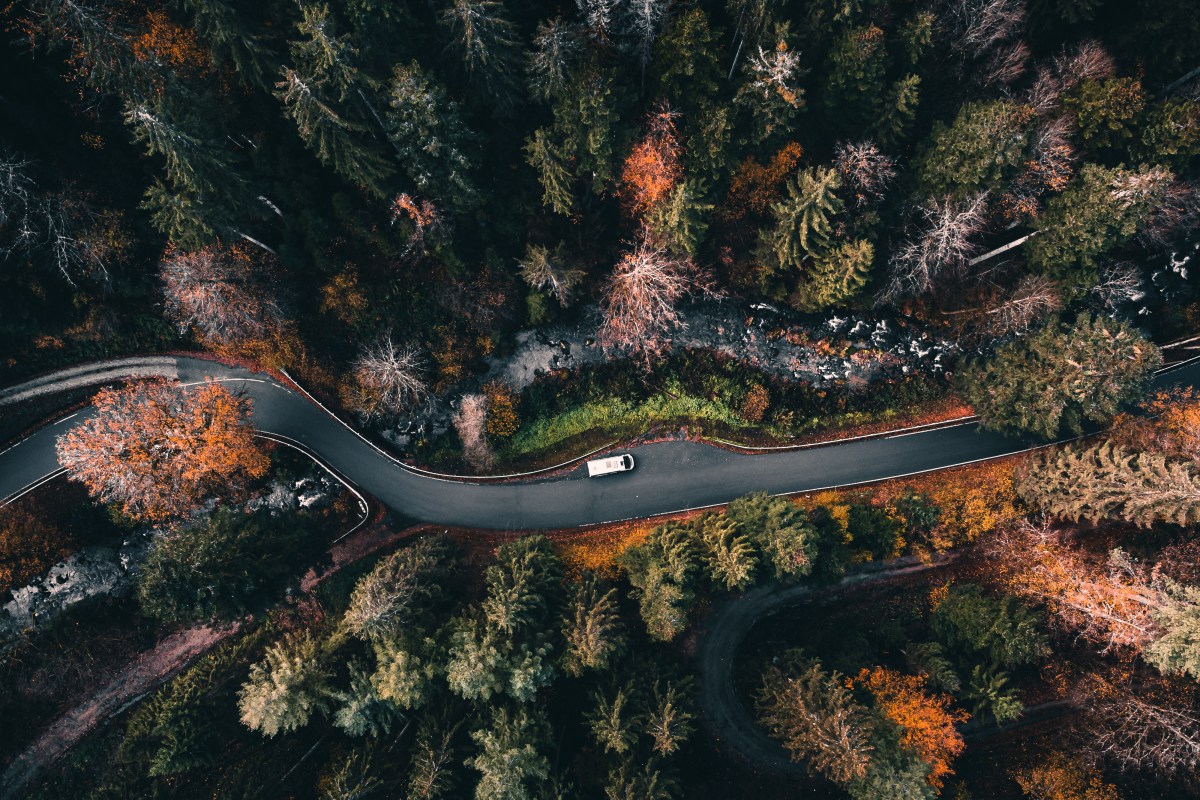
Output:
518 242 585 306
646 179 712 256
174 0 273 88
562 573 625 675
735 22 806 146
698 514 758 590
467 707 550 800
343 536 454 642
758 165 843 272
386 63 478 213
755 654 875 784
409 716 462 800
524 129 575 215
439 0 519 105
371 637 435 710
1027 163 1174 287
276 4 393 197
621 523 700 640
527 17 580 101
959 312 1161 438
588 684 640 755
1145 580 1200 681
238 631 332 737
914 100 1035 198
726 493 816 581
1018 442 1200 526
790 239 873 311
332 663 399 737
645 679 694 756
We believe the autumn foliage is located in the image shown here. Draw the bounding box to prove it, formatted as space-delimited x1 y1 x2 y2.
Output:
0 505 71 593
723 142 804 224
483 381 521 439
56 379 268 521
619 108 682 217
856 666 968 789
1112 387 1200 464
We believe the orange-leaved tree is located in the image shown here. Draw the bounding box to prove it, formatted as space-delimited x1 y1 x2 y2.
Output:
619 107 682 218
56 379 268 522
856 666 968 789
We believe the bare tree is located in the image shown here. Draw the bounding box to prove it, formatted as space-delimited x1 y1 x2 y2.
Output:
946 0 1025 58
833 141 897 208
159 243 282 347
348 336 428 420
743 39 805 107
982 39 1029 88
624 0 669 73
518 242 585 306
1090 261 1143 311
879 192 988 303
1140 180 1200 250
1028 40 1115 115
1086 677 1200 774
453 393 494 472
576 0 619 41
597 237 713 355
977 274 1062 337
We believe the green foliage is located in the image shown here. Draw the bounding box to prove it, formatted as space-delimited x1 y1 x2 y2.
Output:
1135 99 1200 166
646 179 713 256
1146 580 1200 681
332 662 399 737
409 714 463 799
343 535 455 642
697 514 758 590
964 665 1023 724
1027 164 1173 286
621 523 699 641
445 536 562 701
757 165 844 275
914 101 1034 198
903 641 960 693
959 313 1161 438
1063 78 1146 157
467 707 550 800
790 239 874 311
386 63 478 212
371 636 437 709
1018 442 1200 526
932 585 1048 670
588 684 641 755
846 724 936 800
645 679 695 756
562 572 625 676
238 630 333 737
756 651 875 785
726 493 817 581
137 508 324 625
847 504 903 560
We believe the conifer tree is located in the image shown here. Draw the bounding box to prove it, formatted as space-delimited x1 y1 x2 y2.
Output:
698 514 758 590
467 707 550 800
959 313 1161 438
562 573 625 675
757 165 843 273
791 239 873 311
588 684 640 755
238 632 332 737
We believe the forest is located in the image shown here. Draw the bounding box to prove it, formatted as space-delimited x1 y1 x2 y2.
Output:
1 0 1200 797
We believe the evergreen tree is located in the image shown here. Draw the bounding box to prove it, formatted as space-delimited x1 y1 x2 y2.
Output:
277 4 393 197
1135 99 1200 167
1017 441 1200 527
603 760 678 800
931 585 1049 669
646 179 712 257
959 313 1161 438
343 535 455 642
964 665 1023 724
697 514 758 590
371 637 436 709
173 0 274 88
588 684 640 755
735 22 806 146
621 523 700 641
386 63 479 213
790 239 873 311
439 0 520 105
903 642 960 694
562 572 625 675
332 663 399 737
757 165 843 273
467 707 550 800
524 130 575 215
1063 77 1145 157
527 18 580 101
1027 163 1173 287
645 680 694 756
1146 580 1200 681
409 715 462 800
756 653 875 784
137 508 322 625
914 100 1035 198
238 631 332 737
726 492 817 581
650 8 722 117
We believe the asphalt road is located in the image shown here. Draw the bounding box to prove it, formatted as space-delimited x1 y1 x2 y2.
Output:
4 356 1200 529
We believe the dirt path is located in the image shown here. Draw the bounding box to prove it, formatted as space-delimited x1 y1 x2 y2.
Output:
694 555 955 776
0 622 238 799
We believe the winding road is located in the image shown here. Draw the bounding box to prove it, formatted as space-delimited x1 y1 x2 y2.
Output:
5 355 1200 527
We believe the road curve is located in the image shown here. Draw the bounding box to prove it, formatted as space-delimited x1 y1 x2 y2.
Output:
3 356 1200 529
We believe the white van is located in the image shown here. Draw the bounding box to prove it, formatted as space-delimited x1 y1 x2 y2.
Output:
587 454 635 477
